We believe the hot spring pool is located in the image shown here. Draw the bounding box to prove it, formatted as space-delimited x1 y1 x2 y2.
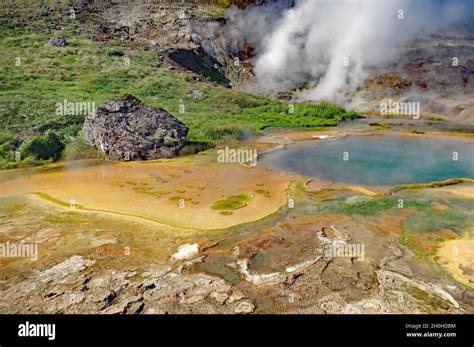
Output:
262 135 474 186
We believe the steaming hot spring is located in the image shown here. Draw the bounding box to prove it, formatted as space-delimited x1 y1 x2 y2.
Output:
261 135 474 186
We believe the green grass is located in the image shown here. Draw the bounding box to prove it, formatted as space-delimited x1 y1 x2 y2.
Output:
0 3 361 169
211 194 252 210
62 133 103 160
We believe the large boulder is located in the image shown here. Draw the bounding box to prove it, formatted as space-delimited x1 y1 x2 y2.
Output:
83 94 188 161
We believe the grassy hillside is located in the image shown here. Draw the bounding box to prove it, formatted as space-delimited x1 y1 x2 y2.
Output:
0 2 360 169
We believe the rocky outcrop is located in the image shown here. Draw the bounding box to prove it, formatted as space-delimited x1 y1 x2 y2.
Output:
78 0 259 86
0 256 257 314
83 94 188 161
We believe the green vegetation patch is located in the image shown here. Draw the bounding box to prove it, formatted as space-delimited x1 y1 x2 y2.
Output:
47 211 88 224
255 189 270 198
62 133 102 160
19 130 64 161
307 197 399 216
389 178 474 194
133 186 169 198
168 196 191 201
33 192 83 209
211 194 252 210
407 287 451 310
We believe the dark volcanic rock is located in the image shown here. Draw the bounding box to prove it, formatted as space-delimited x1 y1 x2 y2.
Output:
83 94 188 161
45 36 67 47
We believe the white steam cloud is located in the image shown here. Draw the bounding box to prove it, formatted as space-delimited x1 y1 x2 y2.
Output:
223 0 469 104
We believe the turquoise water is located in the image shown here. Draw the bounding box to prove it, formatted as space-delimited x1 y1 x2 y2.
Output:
262 136 474 185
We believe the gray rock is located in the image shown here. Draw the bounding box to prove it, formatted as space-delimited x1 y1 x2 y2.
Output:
126 271 137 278
83 94 188 161
36 256 95 285
188 90 203 100
45 36 67 47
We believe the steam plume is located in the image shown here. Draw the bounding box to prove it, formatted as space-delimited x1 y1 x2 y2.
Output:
223 0 471 104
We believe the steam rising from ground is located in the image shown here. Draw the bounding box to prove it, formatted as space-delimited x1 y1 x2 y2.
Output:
223 0 470 104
